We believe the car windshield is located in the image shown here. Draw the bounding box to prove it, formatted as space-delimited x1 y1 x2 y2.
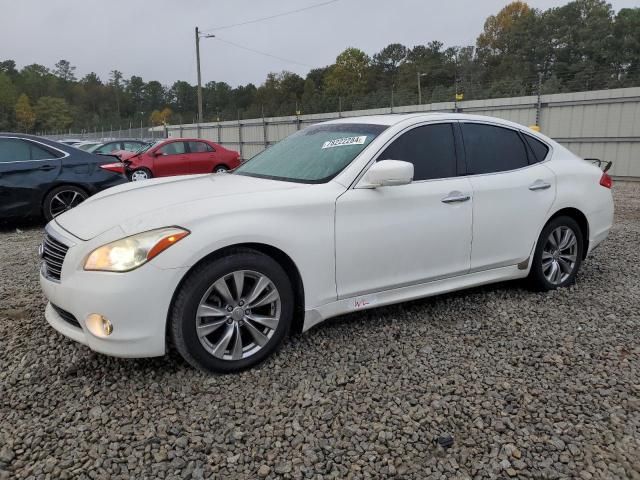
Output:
234 123 387 183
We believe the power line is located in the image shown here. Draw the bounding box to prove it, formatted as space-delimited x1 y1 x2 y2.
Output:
213 37 314 68
201 0 341 33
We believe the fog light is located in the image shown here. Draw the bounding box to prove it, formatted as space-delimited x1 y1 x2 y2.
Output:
86 314 113 337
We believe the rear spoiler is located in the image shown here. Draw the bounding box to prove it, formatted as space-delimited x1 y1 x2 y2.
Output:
585 158 612 173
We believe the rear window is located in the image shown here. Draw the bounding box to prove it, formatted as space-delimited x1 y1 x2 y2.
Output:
523 134 550 163
461 123 529 174
0 138 61 162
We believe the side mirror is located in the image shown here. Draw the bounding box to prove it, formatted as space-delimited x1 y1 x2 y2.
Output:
359 160 414 188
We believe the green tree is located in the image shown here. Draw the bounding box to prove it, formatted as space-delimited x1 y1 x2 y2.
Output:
0 72 17 129
54 59 76 82
15 93 36 132
34 97 73 132
324 48 371 98
109 70 123 118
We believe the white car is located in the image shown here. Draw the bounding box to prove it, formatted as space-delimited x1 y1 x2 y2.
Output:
39 113 614 373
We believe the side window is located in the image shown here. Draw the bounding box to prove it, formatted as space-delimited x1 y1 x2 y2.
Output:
27 142 59 160
523 134 550 164
96 142 119 154
188 141 213 153
123 141 143 151
0 139 59 162
0 138 31 162
461 123 529 174
158 142 186 155
378 123 457 181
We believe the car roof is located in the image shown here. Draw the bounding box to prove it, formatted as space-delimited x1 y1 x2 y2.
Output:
323 112 529 129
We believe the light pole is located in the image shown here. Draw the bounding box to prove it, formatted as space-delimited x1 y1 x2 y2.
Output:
195 27 215 123
417 72 427 105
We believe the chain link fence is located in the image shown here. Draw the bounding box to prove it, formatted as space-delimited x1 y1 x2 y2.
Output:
44 127 167 142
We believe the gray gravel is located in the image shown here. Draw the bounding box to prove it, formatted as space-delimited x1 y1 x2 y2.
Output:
1 182 639 480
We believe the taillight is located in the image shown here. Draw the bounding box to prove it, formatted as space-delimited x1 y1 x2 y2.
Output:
100 163 125 174
599 172 613 189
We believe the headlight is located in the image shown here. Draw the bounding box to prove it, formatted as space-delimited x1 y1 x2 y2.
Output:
84 227 189 272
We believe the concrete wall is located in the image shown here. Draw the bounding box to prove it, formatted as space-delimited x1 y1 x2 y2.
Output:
162 87 640 179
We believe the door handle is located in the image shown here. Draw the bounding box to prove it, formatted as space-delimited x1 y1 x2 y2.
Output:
529 180 551 191
38 165 56 171
441 192 471 204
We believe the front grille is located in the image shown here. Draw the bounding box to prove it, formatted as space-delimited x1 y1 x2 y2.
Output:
51 304 81 329
42 234 69 281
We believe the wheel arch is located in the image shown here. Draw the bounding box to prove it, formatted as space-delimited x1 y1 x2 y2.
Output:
546 207 590 259
166 242 306 343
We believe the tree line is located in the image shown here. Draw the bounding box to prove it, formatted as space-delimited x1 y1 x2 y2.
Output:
0 0 638 133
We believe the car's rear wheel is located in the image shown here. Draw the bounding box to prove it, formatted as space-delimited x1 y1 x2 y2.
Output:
529 216 584 291
170 250 294 373
130 168 153 182
43 185 88 221
214 165 229 173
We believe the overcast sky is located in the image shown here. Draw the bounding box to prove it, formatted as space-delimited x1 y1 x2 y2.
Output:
1 0 637 87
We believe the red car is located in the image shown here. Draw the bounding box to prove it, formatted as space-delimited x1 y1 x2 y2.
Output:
101 138 241 181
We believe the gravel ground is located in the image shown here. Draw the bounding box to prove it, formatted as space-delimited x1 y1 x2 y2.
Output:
1 182 639 480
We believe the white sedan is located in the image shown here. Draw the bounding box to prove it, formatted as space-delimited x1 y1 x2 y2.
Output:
39 113 614 373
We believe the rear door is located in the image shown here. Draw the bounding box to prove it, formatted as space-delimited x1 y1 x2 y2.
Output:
187 141 217 174
0 137 62 217
460 122 556 271
154 141 191 176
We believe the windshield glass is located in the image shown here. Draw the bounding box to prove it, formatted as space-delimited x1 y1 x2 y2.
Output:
234 123 387 183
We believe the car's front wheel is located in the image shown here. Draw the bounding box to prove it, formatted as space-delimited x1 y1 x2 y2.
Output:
130 168 153 182
529 216 584 291
170 250 294 373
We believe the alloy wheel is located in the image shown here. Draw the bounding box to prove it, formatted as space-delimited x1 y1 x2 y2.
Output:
541 226 578 285
50 190 86 217
131 170 149 181
195 270 281 360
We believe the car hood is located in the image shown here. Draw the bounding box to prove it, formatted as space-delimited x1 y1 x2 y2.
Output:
55 174 305 240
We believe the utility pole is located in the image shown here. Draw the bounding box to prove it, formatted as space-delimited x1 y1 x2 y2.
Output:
195 27 215 124
417 72 427 105
195 27 203 123
536 71 543 128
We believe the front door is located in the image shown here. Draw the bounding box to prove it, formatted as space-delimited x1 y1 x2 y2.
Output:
154 141 190 177
335 123 473 298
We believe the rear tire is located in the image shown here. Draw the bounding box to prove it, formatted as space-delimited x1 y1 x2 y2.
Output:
170 250 294 373
529 216 584 291
43 185 88 221
214 165 229 173
130 168 153 182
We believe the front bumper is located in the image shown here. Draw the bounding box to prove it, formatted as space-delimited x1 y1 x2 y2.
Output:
40 227 189 358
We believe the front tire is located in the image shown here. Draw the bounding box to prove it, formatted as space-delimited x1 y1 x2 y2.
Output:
170 250 294 373
130 168 153 182
529 216 584 291
43 185 88 221
214 165 229 173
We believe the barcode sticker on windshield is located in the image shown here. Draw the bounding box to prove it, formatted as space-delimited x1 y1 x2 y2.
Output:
322 136 367 149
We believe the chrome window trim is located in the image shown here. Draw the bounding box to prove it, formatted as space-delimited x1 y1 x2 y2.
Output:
0 136 70 164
